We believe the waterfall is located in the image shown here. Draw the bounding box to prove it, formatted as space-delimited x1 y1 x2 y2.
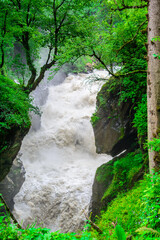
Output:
13 70 112 232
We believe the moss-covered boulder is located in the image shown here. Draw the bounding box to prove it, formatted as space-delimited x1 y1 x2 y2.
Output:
91 78 137 156
89 150 145 221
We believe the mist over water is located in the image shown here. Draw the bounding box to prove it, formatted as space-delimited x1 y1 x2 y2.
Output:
13 70 112 232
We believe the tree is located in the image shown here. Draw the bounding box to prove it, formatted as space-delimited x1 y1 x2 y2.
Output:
147 0 160 172
0 0 94 93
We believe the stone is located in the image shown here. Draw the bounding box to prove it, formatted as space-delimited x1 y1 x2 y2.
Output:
0 126 29 182
89 157 116 220
93 80 137 156
0 155 25 211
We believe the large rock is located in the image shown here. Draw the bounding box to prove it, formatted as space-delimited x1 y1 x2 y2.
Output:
0 126 29 182
93 79 137 156
0 155 25 211
89 150 144 221
89 157 116 220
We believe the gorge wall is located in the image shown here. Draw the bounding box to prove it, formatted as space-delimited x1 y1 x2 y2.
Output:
89 77 145 220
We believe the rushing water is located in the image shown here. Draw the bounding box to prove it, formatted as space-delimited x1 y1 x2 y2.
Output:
13 70 112 232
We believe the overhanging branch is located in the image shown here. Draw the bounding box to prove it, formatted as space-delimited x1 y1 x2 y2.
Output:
116 20 147 56
112 0 147 11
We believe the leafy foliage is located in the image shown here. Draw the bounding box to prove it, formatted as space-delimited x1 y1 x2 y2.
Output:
102 150 144 200
148 137 160 152
115 225 126 240
0 75 37 133
90 113 100 127
88 172 160 240
133 94 147 145
0 214 92 240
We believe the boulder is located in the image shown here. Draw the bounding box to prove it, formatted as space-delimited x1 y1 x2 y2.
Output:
89 152 144 221
89 157 116 220
92 79 137 156
0 126 29 182
0 155 25 211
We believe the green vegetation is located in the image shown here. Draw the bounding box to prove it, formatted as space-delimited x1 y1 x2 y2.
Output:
1 172 160 239
0 75 38 154
102 150 144 201
0 0 160 239
89 172 160 240
90 112 101 127
0 75 35 133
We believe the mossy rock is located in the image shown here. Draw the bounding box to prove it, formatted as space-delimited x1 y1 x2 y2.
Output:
92 76 138 156
89 150 146 221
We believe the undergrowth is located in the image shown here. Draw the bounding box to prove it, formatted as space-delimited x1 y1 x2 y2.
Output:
89 172 160 240
102 150 144 201
0 75 38 134
1 172 160 239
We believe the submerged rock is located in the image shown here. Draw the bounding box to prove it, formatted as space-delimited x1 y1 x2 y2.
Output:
0 155 25 211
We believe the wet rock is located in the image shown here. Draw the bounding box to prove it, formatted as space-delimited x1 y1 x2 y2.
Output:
89 157 116 220
92 79 137 156
89 151 144 221
0 126 29 182
0 155 25 211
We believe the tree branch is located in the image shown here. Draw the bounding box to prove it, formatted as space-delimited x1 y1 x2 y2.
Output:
28 58 56 92
26 0 31 26
112 1 147 11
116 20 147 56
22 33 37 88
56 0 66 11
92 50 118 78
118 69 147 77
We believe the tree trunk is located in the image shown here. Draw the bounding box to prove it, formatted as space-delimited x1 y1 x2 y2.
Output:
147 0 160 172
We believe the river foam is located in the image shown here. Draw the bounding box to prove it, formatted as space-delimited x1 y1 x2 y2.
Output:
13 70 112 232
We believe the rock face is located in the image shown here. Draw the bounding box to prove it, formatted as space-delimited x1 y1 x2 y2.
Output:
93 80 137 156
0 155 25 211
0 126 29 182
89 151 144 221
90 78 141 220
89 157 117 220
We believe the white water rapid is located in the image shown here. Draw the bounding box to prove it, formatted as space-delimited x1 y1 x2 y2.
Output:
13 70 112 232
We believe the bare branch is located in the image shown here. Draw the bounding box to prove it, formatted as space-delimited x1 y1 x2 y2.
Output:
115 5 147 11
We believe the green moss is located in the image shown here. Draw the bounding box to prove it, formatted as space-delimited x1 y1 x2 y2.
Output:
102 150 144 201
119 127 125 140
90 112 100 127
96 164 114 183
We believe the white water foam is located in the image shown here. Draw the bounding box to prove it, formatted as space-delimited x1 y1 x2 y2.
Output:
13 70 112 232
